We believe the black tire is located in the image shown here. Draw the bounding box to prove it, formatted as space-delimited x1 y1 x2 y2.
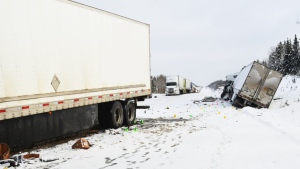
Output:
123 101 136 126
221 91 226 98
232 96 243 108
109 101 124 129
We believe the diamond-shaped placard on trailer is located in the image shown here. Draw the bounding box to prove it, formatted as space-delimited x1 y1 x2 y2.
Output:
51 75 60 91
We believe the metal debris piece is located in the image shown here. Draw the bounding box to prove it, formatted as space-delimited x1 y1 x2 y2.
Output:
72 138 91 149
192 100 201 104
136 105 150 109
202 96 217 102
0 159 18 167
0 143 10 160
40 157 59 162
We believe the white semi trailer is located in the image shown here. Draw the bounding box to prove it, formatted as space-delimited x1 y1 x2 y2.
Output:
0 0 151 150
165 75 190 95
221 61 283 108
186 79 191 93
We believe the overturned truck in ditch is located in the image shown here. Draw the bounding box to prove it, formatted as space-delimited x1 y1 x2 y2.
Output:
221 61 283 108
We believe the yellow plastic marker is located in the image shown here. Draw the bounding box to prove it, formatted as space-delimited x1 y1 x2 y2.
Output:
218 112 220 114
174 114 176 118
224 116 227 119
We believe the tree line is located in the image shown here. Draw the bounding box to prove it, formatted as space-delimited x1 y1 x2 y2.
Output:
151 75 166 94
264 35 300 76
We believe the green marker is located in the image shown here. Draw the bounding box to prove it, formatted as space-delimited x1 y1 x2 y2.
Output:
140 120 144 124
134 127 138 132
190 115 192 118
124 128 128 132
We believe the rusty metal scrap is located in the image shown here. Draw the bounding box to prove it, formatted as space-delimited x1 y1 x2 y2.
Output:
23 153 40 159
0 143 10 160
72 138 92 149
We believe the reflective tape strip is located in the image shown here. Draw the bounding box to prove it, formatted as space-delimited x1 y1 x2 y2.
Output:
22 106 29 109
0 89 151 119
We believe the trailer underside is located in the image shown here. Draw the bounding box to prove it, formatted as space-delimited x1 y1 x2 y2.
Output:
0 105 98 151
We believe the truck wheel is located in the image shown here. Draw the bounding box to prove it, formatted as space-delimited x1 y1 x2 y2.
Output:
123 101 136 126
232 96 243 108
109 101 124 129
221 91 226 98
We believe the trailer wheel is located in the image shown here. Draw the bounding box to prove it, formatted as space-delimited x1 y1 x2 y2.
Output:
232 96 243 108
109 101 124 129
123 101 136 126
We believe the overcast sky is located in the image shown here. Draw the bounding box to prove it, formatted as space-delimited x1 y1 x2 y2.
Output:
74 0 300 86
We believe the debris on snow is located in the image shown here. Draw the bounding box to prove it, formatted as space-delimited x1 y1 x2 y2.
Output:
72 138 92 149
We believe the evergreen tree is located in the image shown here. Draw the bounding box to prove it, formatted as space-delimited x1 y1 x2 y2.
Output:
262 60 267 66
272 42 284 73
291 35 300 75
267 47 276 69
282 39 293 75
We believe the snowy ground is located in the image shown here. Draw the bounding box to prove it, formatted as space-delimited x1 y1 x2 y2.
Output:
2 76 300 169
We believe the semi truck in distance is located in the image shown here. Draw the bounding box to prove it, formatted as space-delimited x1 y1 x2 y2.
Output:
165 75 191 95
0 0 151 150
221 61 283 108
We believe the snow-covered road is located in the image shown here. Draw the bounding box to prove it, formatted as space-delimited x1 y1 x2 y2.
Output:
3 76 300 169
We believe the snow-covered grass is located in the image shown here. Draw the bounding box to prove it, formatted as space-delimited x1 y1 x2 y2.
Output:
2 76 300 169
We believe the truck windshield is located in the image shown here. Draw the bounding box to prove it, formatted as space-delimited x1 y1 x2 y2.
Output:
166 82 177 86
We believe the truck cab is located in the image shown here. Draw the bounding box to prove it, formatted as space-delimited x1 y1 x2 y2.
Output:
165 76 180 95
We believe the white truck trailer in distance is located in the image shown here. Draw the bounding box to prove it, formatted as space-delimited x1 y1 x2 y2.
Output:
165 75 190 95
0 0 151 150
186 79 191 93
